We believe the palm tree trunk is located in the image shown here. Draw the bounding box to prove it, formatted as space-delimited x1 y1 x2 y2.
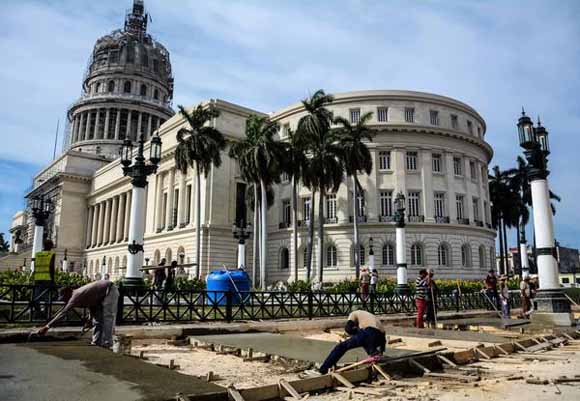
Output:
260 179 268 290
352 176 360 279
252 184 259 287
516 218 522 278
291 176 298 283
498 215 505 275
306 189 316 281
502 218 509 275
317 187 325 284
195 162 201 279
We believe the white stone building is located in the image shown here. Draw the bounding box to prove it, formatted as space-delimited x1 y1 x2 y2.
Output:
2 1 496 283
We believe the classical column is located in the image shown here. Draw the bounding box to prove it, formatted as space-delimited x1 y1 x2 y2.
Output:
85 206 93 248
109 196 118 243
126 110 133 140
103 199 111 244
177 171 186 227
165 169 175 230
116 193 126 242
115 109 121 140
154 172 164 230
136 112 143 137
94 109 101 139
124 191 131 240
30 224 44 273
79 112 86 142
85 111 91 140
98 201 106 245
147 114 152 137
104 108 111 139
91 204 99 247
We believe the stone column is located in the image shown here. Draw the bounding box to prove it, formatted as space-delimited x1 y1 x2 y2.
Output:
155 172 164 230
115 109 121 140
116 193 126 242
147 114 152 138
85 111 91 140
104 108 111 139
97 202 105 245
137 112 142 137
91 204 99 247
79 112 86 142
85 206 93 248
177 171 186 227
124 191 131 240
109 196 118 243
94 109 101 139
126 110 133 140
165 169 175 229
103 199 111 244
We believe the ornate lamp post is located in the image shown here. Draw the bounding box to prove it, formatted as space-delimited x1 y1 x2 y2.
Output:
519 224 530 279
516 109 571 325
121 133 162 288
232 221 252 269
368 237 375 271
394 192 409 294
29 195 52 272
101 255 107 279
62 249 68 273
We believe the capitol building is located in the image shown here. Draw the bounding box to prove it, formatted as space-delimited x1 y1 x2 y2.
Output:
3 1 496 283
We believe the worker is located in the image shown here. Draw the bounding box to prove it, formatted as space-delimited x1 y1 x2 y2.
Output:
425 269 438 328
32 239 56 318
36 279 119 348
317 309 386 374
484 269 500 310
499 275 510 319
370 268 379 294
359 267 370 301
520 276 532 318
415 269 430 328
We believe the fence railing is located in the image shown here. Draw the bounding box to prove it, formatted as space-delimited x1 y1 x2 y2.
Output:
0 284 536 326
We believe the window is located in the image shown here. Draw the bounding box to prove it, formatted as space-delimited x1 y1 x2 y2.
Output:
109 50 119 64
140 84 147 97
411 243 423 266
123 81 132 94
562 277 570 284
141 51 149 67
327 246 337 267
303 197 311 222
451 114 458 129
483 201 489 224
356 192 365 217
379 191 393 217
430 110 439 126
350 108 361 123
186 184 192 224
407 191 420 217
472 198 480 221
453 157 463 176
357 245 366 266
326 194 336 220
382 243 395 266
456 195 465 219
378 151 391 170
108 80 115 93
477 126 482 138
432 153 442 173
95 82 101 93
438 244 449 266
280 248 289 269
406 151 418 171
282 123 290 138
467 120 473 134
404 107 415 123
377 107 388 122
153 59 159 73
479 246 486 269
461 244 472 267
153 89 159 100
434 192 446 217
282 199 291 225
303 247 309 268
470 161 477 180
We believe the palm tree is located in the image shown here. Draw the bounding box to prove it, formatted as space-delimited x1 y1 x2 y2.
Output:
334 111 375 279
0 233 9 253
246 183 275 286
297 90 344 284
489 165 517 275
174 104 226 279
230 115 286 289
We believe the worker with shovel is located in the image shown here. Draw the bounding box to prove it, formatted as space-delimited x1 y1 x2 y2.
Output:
35 279 119 348
316 309 386 375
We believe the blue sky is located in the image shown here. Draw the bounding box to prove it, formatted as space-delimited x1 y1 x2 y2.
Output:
1 0 579 248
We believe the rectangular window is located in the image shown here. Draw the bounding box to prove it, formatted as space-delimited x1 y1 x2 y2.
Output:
109 50 119 64
407 191 420 217
432 153 442 173
326 194 337 219
379 191 393 217
172 189 179 227
477 126 482 138
406 151 418 171
378 151 391 170
453 157 463 176
467 120 473 134
303 197 311 222
186 184 192 224
483 200 489 224
357 193 365 217
430 110 439 126
377 107 388 122
451 114 458 129
350 108 361 123
153 59 159 73
434 192 446 217
456 195 465 219
282 199 291 225
404 107 415 123
472 198 480 221
282 123 290 138
470 161 477 180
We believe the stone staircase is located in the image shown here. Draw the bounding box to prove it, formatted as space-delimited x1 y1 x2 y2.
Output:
0 249 31 272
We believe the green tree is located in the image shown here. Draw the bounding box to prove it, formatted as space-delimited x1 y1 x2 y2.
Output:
0 233 9 253
174 104 226 278
297 90 344 284
334 111 375 279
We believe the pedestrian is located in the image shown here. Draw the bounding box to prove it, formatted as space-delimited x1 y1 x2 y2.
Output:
499 275 510 319
520 276 532 318
425 269 438 328
316 309 386 374
370 268 379 294
484 269 500 310
528 276 538 313
154 258 167 289
415 269 430 328
165 261 177 291
36 279 120 348
359 267 370 301
32 239 56 319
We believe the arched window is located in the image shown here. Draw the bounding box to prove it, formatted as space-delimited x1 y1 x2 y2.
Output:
326 245 337 267
153 249 161 266
489 247 495 270
108 80 115 93
165 248 173 264
382 243 394 266
411 243 423 266
140 84 147 97
280 248 289 270
123 81 132 94
461 244 472 267
153 89 159 100
438 244 449 266
479 246 486 269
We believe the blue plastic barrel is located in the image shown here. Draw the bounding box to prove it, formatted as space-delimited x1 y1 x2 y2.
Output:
206 269 251 305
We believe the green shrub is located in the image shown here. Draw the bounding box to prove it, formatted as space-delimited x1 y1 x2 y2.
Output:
287 280 311 293
174 276 205 291
0 270 90 288
326 279 359 293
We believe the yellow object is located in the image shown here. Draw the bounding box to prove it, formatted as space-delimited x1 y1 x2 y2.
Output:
34 251 54 282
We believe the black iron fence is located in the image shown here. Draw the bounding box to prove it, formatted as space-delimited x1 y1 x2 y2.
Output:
0 284 533 326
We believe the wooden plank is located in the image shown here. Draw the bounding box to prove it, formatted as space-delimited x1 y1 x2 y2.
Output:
494 345 509 356
424 372 478 382
335 355 379 373
474 347 492 360
409 359 431 374
278 379 302 400
514 342 528 352
331 372 354 388
563 333 575 341
335 386 385 396
437 354 457 368
372 364 392 380
228 387 246 401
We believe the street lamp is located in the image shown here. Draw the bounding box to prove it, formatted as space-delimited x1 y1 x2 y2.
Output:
394 192 409 294
120 133 162 288
62 248 68 273
101 255 107 279
232 220 252 269
516 109 571 325
29 195 52 272
368 237 375 271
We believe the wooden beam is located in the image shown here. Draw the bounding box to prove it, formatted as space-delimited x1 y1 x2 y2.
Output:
474 347 492 360
437 354 457 368
493 345 509 356
278 379 302 400
514 342 528 352
372 364 392 380
331 372 354 388
228 387 246 401
335 386 386 396
409 359 431 374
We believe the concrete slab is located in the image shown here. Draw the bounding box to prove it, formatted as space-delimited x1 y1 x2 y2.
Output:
192 333 417 364
0 341 226 401
439 317 529 329
381 325 510 343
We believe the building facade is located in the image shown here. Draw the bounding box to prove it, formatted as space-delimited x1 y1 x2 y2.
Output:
2 2 496 283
